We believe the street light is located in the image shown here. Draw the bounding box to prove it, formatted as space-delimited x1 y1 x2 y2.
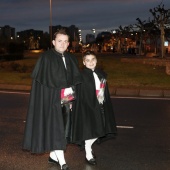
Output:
92 29 95 37
78 29 82 43
112 30 116 34
50 0 52 48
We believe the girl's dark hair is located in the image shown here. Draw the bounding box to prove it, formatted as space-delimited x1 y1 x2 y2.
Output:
53 28 70 40
82 50 96 60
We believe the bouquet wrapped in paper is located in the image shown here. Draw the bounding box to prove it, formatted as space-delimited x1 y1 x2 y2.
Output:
61 86 76 105
96 78 106 104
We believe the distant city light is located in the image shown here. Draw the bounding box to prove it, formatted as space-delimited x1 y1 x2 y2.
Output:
164 41 168 46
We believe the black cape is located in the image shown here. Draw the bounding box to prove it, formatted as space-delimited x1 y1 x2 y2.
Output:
72 68 117 144
23 49 82 153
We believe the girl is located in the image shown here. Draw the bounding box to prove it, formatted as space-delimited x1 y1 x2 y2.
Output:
72 50 117 165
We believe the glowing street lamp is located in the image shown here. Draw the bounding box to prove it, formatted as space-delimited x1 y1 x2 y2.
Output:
112 30 116 34
92 29 95 33
92 29 95 37
78 29 82 43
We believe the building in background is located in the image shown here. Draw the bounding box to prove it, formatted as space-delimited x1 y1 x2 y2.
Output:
86 34 95 44
17 29 43 50
0 25 15 40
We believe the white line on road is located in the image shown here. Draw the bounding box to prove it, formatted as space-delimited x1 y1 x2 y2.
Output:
117 125 134 129
0 90 170 100
111 96 170 100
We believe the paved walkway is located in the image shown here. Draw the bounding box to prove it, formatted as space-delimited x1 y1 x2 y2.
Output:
0 84 170 98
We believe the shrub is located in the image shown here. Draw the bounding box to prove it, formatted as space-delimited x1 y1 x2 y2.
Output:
10 62 28 73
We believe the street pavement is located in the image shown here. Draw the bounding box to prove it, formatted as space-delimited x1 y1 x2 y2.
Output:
0 92 170 170
0 83 170 98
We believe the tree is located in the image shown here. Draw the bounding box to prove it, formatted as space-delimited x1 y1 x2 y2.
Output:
117 25 133 53
135 18 146 55
149 3 170 58
135 18 160 55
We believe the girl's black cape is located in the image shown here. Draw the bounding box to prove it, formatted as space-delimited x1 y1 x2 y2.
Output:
72 68 117 145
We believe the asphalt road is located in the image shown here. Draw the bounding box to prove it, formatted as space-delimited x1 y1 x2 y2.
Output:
0 91 170 170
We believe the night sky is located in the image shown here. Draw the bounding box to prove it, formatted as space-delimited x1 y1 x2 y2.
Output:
1 0 170 40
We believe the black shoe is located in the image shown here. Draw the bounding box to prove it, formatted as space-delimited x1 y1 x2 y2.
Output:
85 158 96 165
61 164 69 170
48 156 59 165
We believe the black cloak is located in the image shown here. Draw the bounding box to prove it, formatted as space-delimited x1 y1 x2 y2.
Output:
72 68 117 144
23 49 82 153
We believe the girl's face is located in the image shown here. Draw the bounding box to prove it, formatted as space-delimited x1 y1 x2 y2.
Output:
83 54 97 70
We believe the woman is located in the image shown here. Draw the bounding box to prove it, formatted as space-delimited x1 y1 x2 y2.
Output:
72 50 117 165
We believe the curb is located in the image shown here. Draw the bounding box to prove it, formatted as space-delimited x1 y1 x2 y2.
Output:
115 88 139 97
0 84 31 92
139 89 163 97
111 88 170 98
0 84 170 98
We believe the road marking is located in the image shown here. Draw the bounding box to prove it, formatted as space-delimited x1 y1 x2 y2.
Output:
111 96 170 100
0 90 170 100
117 125 134 129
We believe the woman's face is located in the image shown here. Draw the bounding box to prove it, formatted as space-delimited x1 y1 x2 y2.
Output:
83 54 97 70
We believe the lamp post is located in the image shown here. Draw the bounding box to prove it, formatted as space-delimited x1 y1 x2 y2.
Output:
50 0 52 48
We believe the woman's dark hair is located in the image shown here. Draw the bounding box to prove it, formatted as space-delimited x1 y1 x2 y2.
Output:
53 28 70 40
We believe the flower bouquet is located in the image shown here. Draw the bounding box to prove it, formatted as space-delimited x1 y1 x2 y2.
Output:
96 78 106 104
61 87 76 105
